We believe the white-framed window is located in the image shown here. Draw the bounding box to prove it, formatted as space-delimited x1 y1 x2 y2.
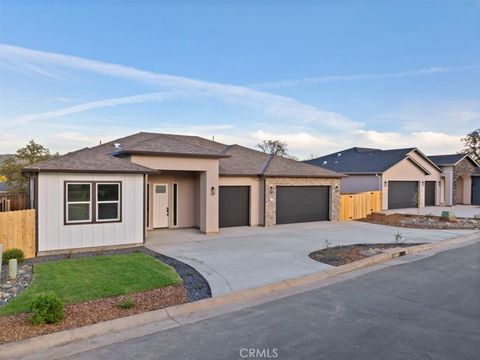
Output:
96 183 120 222
66 183 92 223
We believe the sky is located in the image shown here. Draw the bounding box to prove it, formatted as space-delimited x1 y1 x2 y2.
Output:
0 0 479 157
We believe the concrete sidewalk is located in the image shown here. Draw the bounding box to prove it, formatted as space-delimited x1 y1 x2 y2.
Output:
382 204 480 218
147 221 477 296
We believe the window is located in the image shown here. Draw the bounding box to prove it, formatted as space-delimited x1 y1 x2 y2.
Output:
66 183 92 223
96 183 120 221
65 181 121 225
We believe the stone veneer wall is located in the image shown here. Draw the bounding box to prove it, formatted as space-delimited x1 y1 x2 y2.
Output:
453 158 477 204
264 177 341 226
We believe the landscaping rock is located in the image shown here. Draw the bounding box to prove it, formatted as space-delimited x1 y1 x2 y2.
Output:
0 264 33 307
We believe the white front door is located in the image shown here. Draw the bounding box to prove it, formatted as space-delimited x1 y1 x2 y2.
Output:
153 184 168 228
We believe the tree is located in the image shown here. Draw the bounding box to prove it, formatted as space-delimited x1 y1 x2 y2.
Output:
460 128 480 164
0 140 58 193
256 140 289 156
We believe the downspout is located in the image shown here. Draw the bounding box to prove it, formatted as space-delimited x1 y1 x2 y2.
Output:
375 174 382 191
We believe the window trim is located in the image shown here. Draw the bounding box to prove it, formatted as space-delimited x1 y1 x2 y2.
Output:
64 181 122 225
172 182 178 227
65 182 92 224
96 182 121 222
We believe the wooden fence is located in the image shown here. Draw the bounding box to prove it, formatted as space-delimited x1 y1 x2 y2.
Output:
0 194 30 212
339 191 382 221
0 209 36 258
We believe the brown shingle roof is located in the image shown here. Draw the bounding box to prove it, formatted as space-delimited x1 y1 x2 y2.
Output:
115 133 228 158
23 132 343 178
23 147 154 174
264 155 344 178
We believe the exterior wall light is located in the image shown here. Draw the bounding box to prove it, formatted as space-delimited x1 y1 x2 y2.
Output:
211 186 215 196
384 181 388 187
269 185 274 194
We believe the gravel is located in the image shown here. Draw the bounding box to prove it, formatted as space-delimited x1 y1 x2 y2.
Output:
0 263 33 306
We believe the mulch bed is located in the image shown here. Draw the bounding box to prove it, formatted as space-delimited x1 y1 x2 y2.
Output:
0 285 186 344
360 213 480 230
309 243 424 267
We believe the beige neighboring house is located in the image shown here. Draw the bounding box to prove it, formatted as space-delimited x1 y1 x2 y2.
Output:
428 154 479 206
306 147 443 210
22 132 343 254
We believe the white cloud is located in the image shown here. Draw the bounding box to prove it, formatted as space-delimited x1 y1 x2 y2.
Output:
356 130 463 154
0 44 360 130
252 65 480 89
16 91 193 123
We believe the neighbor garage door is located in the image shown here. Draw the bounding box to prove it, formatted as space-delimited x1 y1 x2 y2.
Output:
276 186 330 224
388 181 418 209
472 177 480 205
219 186 250 227
425 181 436 206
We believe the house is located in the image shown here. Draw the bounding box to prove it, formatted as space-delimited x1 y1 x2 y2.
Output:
428 154 480 205
22 132 343 254
305 147 443 210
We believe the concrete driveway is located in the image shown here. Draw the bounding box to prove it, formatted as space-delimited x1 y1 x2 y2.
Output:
146 221 477 296
382 204 480 218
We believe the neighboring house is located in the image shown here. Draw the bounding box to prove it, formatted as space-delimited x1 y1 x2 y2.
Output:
305 147 442 210
22 132 343 254
0 182 7 194
0 154 14 193
428 154 480 206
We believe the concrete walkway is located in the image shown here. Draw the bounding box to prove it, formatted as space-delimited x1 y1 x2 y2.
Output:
146 221 477 296
382 204 480 218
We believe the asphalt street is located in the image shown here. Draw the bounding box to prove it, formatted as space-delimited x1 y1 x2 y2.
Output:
69 242 480 360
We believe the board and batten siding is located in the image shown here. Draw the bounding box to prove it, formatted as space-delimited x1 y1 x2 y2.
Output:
38 173 144 252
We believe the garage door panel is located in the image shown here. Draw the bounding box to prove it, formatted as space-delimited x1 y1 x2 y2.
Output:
276 186 329 224
388 181 418 209
219 186 250 228
472 177 480 205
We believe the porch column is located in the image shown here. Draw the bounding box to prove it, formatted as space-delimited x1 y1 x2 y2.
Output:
199 168 219 233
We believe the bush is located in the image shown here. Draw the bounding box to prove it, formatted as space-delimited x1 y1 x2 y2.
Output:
2 248 24 265
27 293 64 325
117 297 134 309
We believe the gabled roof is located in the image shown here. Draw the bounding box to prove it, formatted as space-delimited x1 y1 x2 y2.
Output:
22 147 155 174
23 132 344 178
428 153 479 167
305 147 417 174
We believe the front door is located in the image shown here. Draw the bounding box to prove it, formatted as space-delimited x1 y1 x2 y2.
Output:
153 184 168 228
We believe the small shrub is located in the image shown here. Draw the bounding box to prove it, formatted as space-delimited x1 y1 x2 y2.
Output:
117 297 135 309
393 231 406 244
28 293 64 325
2 248 25 265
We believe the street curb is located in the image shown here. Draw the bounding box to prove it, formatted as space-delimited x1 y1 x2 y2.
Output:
2 231 479 359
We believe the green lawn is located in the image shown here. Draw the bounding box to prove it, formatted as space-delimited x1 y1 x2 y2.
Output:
0 252 183 316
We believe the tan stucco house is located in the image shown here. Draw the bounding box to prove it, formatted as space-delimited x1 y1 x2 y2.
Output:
23 132 343 254
306 147 443 210
428 154 480 206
